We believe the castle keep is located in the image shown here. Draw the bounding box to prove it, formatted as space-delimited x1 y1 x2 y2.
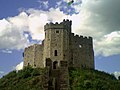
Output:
24 19 94 69
23 19 94 90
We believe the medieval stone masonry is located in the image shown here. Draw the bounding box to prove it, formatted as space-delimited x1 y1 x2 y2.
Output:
23 19 94 90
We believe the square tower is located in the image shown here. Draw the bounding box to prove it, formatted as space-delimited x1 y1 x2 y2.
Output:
43 19 72 68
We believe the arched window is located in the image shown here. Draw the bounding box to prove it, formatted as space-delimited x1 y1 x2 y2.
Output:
54 50 57 56
53 61 58 69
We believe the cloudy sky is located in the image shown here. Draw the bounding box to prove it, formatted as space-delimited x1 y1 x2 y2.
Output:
0 0 120 78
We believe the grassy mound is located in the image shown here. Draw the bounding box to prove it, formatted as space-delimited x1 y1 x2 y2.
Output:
0 67 120 90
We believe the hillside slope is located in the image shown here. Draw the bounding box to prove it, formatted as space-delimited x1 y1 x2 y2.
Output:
0 67 47 90
0 67 120 90
69 67 120 90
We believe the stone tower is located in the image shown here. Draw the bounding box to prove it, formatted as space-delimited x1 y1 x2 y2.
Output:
43 19 72 68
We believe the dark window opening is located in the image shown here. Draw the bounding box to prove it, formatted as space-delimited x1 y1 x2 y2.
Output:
56 30 59 33
64 54 65 58
53 61 58 69
54 50 57 56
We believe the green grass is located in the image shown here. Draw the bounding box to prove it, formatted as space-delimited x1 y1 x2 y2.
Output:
69 67 120 90
0 66 47 90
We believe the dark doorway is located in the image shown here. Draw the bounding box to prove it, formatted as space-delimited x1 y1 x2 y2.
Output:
53 61 58 69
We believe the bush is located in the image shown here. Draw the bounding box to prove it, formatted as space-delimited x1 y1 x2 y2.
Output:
32 68 40 76
4 71 17 79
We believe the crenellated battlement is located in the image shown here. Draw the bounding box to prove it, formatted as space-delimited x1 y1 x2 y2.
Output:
71 33 93 45
44 19 72 31
74 35 92 41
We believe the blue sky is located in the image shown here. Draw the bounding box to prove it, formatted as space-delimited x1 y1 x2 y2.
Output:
0 0 120 78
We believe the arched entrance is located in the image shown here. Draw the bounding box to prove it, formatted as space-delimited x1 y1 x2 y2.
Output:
53 61 58 69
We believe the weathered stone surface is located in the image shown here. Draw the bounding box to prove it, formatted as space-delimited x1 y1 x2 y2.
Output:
24 44 44 68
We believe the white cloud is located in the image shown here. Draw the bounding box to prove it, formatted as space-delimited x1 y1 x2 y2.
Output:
113 71 120 79
28 12 47 40
0 16 29 50
0 71 4 74
70 0 120 56
26 8 67 38
16 62 23 71
94 31 120 56
8 12 28 29
77 0 120 35
0 11 47 50
1 49 12 53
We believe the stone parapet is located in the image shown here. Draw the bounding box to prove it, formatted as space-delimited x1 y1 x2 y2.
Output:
71 33 93 45
44 19 72 32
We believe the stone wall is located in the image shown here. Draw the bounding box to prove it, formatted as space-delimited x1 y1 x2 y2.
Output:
24 44 44 68
24 45 35 67
34 44 44 68
70 33 94 69
45 59 69 90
